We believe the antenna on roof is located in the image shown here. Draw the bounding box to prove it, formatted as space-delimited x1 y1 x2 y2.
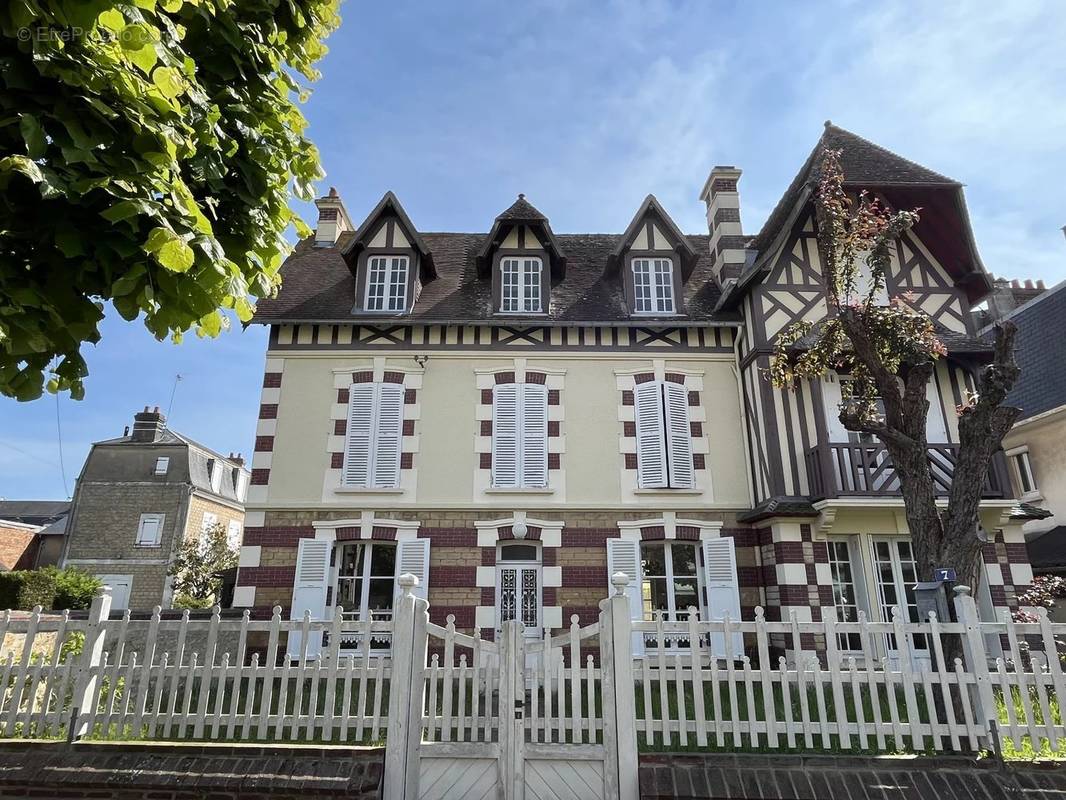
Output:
165 373 183 428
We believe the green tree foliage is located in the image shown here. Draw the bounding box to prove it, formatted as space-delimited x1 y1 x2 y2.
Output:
770 149 1020 589
0 0 340 400
169 521 237 606
0 569 56 610
42 564 102 609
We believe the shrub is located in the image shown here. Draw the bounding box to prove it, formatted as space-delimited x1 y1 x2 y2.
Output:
0 570 57 611
172 592 214 610
42 566 102 611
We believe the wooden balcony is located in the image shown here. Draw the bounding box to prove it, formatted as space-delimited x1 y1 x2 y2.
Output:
805 442 1012 499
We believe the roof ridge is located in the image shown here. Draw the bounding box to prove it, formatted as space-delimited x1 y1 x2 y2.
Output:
824 123 960 185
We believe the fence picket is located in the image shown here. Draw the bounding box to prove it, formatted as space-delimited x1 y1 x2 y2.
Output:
779 657 795 749
688 612 708 747
928 611 960 752
569 616 581 743
823 611 850 749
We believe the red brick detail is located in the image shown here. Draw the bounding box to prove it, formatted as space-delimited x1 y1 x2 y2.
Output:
621 390 634 406
418 528 479 547
337 388 349 404
254 436 274 452
711 178 738 192
547 390 560 405
990 586 1008 607
805 563 817 583
335 527 362 541
812 542 829 564
560 528 614 547
560 566 608 588
624 453 638 470
497 526 542 541
640 526 666 540
623 421 636 437
779 586 812 604
774 542 805 563
400 452 414 469
371 527 397 540
494 372 515 385
543 587 557 606
404 388 417 404
480 420 492 436
563 606 602 626
259 404 278 419
433 566 477 586
736 566 761 587
693 453 706 470
690 422 703 437
238 566 295 587
982 544 998 564
479 453 492 469
1004 543 1029 563
548 453 561 470
818 586 835 606
664 372 686 384
541 549 556 567
429 606 476 628
526 372 547 385
263 372 282 388
331 452 344 469
800 524 813 542
687 392 700 406
481 389 494 405
634 373 655 384
481 548 496 566
547 421 560 437
676 526 700 540
352 371 373 383
722 528 760 548
383 371 405 384
334 419 346 436
243 527 314 547
250 469 270 485
481 588 495 605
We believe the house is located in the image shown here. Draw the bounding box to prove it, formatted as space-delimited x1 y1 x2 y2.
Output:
0 500 71 569
60 408 250 610
986 280 1066 575
235 122 1040 659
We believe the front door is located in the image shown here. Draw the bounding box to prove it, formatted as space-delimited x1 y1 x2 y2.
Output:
871 538 930 662
497 563 540 638
98 574 132 611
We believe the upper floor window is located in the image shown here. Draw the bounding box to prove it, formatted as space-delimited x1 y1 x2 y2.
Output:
343 383 404 488
136 513 165 547
500 257 543 313
634 381 693 489
492 383 548 489
365 255 409 312
632 258 675 314
153 456 169 476
1008 447 1039 499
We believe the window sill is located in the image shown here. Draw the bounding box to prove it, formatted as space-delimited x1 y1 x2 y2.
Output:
334 486 406 495
485 487 555 495
1020 491 1044 503
134 543 162 549
633 488 703 495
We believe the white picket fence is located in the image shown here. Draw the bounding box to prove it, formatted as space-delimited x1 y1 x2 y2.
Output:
0 579 1063 763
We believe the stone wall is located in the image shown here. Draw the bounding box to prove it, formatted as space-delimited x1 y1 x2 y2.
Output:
0 741 381 799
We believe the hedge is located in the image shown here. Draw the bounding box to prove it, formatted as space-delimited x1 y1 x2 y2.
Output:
0 570 57 611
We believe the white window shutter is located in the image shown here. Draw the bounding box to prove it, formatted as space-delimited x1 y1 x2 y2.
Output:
492 384 519 488
606 538 645 656
397 538 430 601
520 384 548 487
287 538 331 660
702 538 743 658
634 382 667 488
373 384 404 488
343 384 375 486
664 382 694 489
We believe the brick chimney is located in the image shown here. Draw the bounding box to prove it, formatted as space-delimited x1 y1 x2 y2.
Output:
313 187 353 247
699 166 746 284
131 406 166 442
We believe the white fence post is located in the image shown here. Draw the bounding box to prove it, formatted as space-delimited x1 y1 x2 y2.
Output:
383 574 419 799
607 572 639 800
70 585 112 741
953 584 996 746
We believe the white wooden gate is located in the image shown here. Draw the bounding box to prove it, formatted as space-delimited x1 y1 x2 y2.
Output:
384 576 639 800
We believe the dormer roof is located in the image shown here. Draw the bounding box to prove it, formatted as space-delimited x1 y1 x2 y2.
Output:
609 194 699 279
475 194 567 279
341 191 436 280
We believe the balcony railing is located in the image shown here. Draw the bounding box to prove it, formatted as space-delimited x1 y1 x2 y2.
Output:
805 442 1012 499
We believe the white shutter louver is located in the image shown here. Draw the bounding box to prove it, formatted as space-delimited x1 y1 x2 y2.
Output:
664 382 694 489
702 538 743 658
287 539 331 660
343 384 375 486
634 381 667 488
492 384 520 488
606 538 645 656
396 538 430 601
520 384 548 487
373 384 404 488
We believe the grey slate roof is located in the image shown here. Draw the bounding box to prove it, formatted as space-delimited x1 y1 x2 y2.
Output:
253 231 730 325
1025 525 1066 572
0 500 70 526
998 281 1066 421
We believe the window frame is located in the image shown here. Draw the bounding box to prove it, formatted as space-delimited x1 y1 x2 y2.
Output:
153 456 169 476
826 536 868 652
363 254 410 313
333 541 397 623
135 513 165 547
491 382 549 489
499 256 544 314
631 256 677 315
341 382 405 490
639 541 701 623
1006 446 1040 500
634 380 694 490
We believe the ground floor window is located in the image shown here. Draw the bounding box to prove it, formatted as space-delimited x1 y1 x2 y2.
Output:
334 542 396 622
640 542 700 622
826 538 864 651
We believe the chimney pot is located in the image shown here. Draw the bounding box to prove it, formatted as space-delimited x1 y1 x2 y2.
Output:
314 187 353 247
1011 279 1021 288
1038 280 1046 289
1024 279 1033 289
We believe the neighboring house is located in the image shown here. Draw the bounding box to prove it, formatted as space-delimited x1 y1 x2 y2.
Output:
986 281 1066 575
236 122 1039 660
61 407 250 610
0 500 71 569
972 277 1047 329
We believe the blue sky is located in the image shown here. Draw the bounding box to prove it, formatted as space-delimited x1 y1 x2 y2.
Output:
3 0 1065 500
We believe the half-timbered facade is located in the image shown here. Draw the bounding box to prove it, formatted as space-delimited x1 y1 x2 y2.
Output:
237 123 1041 660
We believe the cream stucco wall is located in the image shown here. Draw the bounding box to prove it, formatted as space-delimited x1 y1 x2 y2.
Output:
1003 405 1066 535
255 345 749 512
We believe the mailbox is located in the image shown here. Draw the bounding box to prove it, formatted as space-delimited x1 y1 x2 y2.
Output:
913 580 952 623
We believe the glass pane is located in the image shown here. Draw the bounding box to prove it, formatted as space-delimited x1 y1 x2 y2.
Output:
338 544 365 578
641 543 666 577
499 544 538 562
673 578 699 614
671 543 698 576
642 577 669 618
366 577 394 611
369 545 395 577
500 568 517 622
336 577 363 610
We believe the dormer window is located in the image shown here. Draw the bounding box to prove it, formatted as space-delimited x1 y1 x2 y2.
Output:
365 255 410 312
632 257 676 314
501 257 543 313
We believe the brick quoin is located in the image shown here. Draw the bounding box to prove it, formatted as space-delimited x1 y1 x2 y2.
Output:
687 391 700 406
404 389 417 404
693 453 706 470
547 390 560 405
254 436 274 452
480 389 494 404
624 453 638 469
774 542 806 563
621 390 634 406
258 403 278 419
480 420 492 436
262 372 283 388
479 453 492 469
250 469 270 485
337 388 349 404
334 419 346 435
331 452 344 468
